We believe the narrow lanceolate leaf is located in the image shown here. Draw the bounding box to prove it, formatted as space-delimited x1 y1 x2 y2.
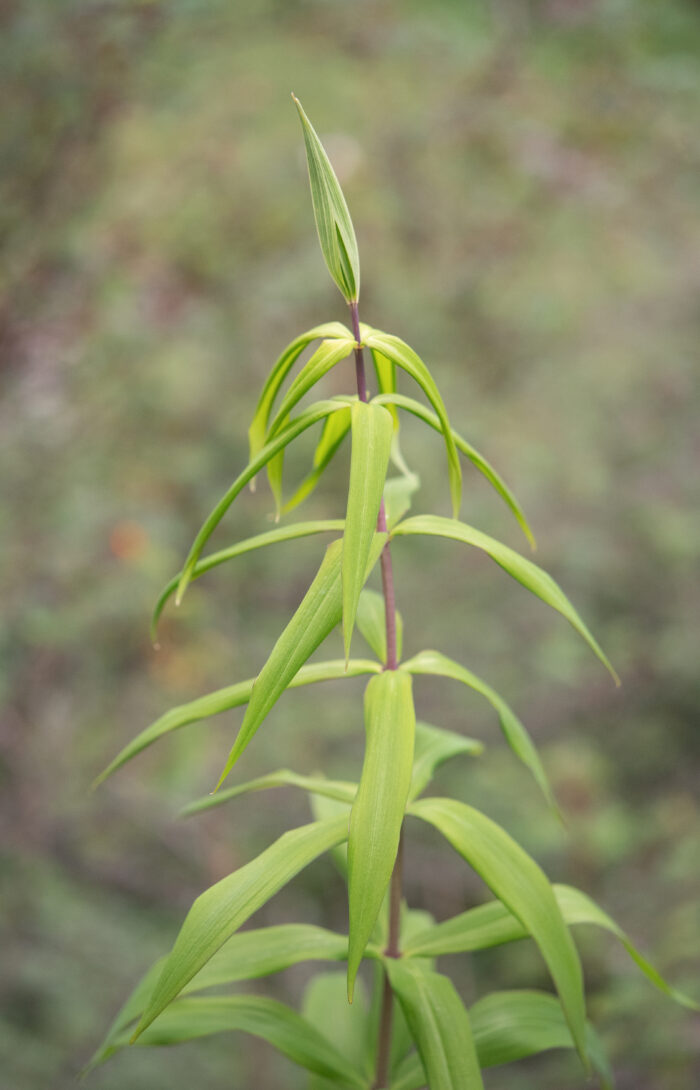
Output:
87 925 349 1070
93 658 380 789
409 797 588 1065
127 996 366 1089
373 391 535 549
347 670 415 999
248 322 352 463
385 960 484 1090
409 721 483 802
404 884 699 1008
182 770 357 816
356 587 403 665
132 814 349 1041
343 401 394 659
362 329 462 516
215 534 386 789
383 473 420 530
403 649 557 814
393 516 619 684
293 95 360 302
176 399 348 605
151 520 344 641
370 346 399 428
266 338 355 440
304 973 372 1087
283 408 352 515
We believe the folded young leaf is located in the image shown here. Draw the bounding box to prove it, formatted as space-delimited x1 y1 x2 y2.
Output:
347 670 416 999
176 400 349 604
266 338 356 440
152 519 344 641
182 770 357 816
215 534 387 789
361 329 462 517
93 658 380 788
283 408 352 516
356 588 403 665
132 814 349 1041
408 797 588 1065
373 391 535 549
293 95 361 303
409 720 483 801
403 649 557 814
87 924 350 1070
343 402 394 660
385 960 484 1090
393 516 619 685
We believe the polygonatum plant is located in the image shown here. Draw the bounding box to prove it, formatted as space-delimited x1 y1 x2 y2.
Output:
88 96 697 1089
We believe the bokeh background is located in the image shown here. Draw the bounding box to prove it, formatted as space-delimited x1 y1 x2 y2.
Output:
2 1 699 1087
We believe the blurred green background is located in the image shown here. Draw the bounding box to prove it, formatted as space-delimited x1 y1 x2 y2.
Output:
2 1 699 1087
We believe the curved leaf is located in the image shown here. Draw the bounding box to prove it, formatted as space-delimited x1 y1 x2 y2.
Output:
182 770 357 816
294 95 360 302
132 814 349 1041
361 329 461 517
393 516 619 685
409 797 587 1064
343 402 394 659
409 721 483 802
403 649 557 814
283 409 352 516
385 961 483 1090
347 670 415 999
92 658 380 789
267 338 355 440
356 588 403 665
151 519 344 642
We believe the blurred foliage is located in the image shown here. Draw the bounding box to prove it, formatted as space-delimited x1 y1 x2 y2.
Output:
1 0 699 1087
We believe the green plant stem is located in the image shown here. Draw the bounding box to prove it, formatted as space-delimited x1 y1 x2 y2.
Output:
350 300 402 1088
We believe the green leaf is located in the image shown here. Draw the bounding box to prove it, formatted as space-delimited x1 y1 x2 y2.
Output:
408 797 587 1064
283 408 352 516
304 973 372 1088
403 649 557 814
266 338 355 441
343 401 394 659
293 95 361 303
356 588 403 665
87 925 350 1070
127 996 366 1088
370 346 399 428
248 323 352 464
347 670 415 999
215 533 386 789
182 770 357 816
176 399 349 605
132 814 349 1041
361 329 462 517
373 391 535 549
92 658 380 789
393 516 619 685
385 960 483 1090
151 519 344 642
409 721 483 801
383 473 420 531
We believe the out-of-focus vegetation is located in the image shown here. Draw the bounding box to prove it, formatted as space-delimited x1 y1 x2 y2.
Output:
1 1 698 1087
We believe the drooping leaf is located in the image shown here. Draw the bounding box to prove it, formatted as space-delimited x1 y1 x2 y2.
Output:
361 329 462 517
87 924 350 1070
283 408 352 516
373 391 535 549
132 814 349 1041
127 996 366 1088
176 399 349 604
293 95 360 302
304 972 372 1088
151 519 344 642
393 516 619 684
356 587 403 665
408 797 588 1064
383 473 420 531
215 533 386 789
403 649 557 814
182 770 357 816
343 401 394 659
385 960 483 1090
347 670 415 999
266 338 356 441
93 658 380 789
409 721 483 801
